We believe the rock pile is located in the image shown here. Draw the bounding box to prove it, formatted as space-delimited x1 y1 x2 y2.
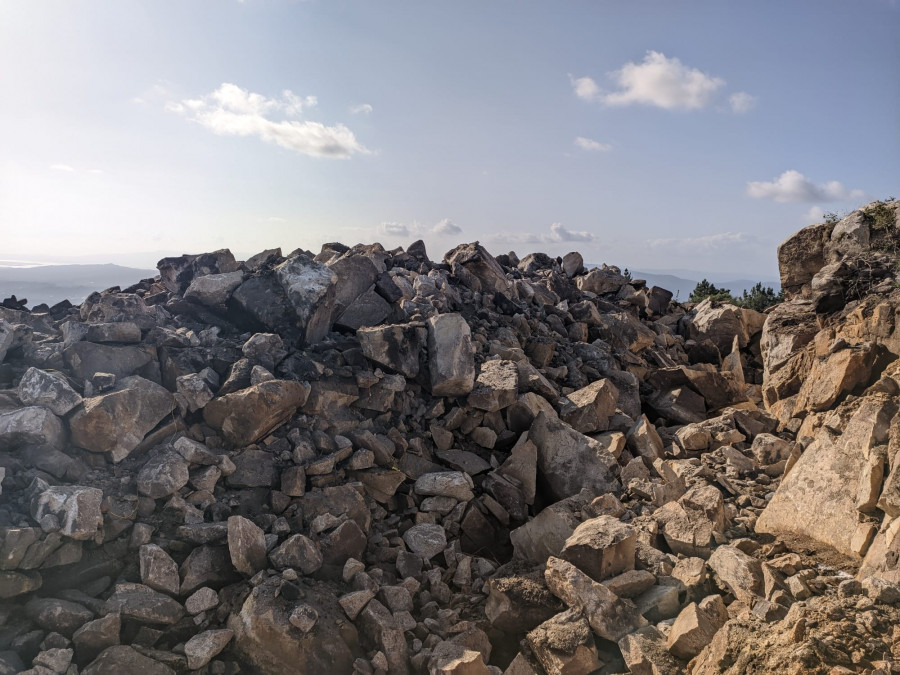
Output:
0 210 898 674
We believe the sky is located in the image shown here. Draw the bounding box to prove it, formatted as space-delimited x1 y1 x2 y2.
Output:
1 1 898 277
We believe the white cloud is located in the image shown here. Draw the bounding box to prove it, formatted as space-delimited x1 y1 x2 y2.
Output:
647 231 751 253
169 83 368 159
432 218 461 235
547 222 595 243
379 222 409 237
574 137 611 152
350 103 373 115
747 170 866 203
569 74 601 102
489 222 595 246
50 164 75 172
729 91 757 114
603 51 724 110
573 52 753 112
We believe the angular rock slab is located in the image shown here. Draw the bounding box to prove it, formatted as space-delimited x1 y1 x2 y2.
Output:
427 313 475 396
82 646 175 675
544 556 647 643
63 342 156 381
30 485 103 540
559 515 636 582
707 546 764 605
228 577 357 675
358 323 427 379
69 376 175 462
667 594 728 660
467 359 519 412
0 406 65 450
228 515 267 576
17 367 82 416
203 380 310 447
530 412 620 503
184 270 244 306
757 399 893 557
275 254 338 345
526 607 600 675
558 378 619 434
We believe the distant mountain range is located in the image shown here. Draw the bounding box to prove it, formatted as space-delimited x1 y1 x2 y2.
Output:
587 266 781 302
0 263 157 308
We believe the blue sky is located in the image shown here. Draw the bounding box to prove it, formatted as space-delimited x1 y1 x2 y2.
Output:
1 0 897 276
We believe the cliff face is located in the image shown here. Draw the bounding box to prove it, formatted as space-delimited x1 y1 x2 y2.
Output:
0 219 898 674
756 200 900 579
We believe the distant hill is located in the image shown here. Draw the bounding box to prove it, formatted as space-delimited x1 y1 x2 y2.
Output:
586 265 780 302
0 263 157 308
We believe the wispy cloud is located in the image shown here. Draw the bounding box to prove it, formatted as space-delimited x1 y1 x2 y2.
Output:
569 75 601 102
379 222 409 237
547 222 595 242
489 222 595 246
432 218 461 235
50 163 75 172
729 91 757 114
747 170 866 203
574 136 611 152
647 232 763 255
572 51 751 113
647 231 752 253
167 83 368 159
350 103 373 115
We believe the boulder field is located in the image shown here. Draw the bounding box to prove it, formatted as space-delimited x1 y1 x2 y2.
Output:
0 201 898 674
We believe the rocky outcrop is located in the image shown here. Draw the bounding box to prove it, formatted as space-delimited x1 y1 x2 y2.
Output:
1 218 899 674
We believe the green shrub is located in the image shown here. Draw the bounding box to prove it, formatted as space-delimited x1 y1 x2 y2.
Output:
733 282 784 312
689 279 733 304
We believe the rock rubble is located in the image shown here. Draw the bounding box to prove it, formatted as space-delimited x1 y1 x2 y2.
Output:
0 209 899 674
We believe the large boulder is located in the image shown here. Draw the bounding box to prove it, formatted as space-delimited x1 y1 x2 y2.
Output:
203 380 310 447
443 243 510 294
530 412 619 503
79 292 158 331
17 367 82 416
83 646 175 675
557 379 618 434
357 323 427 379
228 576 358 674
184 270 244 306
30 484 103 540
327 254 379 316
69 376 175 462
467 360 519 412
544 556 647 642
559 516 636 582
0 406 66 450
686 298 766 354
777 222 830 297
0 319 14 364
427 314 475 396
275 254 338 345
157 249 241 294
756 399 894 557
63 342 156 381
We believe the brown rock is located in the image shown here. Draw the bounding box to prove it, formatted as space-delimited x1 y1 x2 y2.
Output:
559 515 636 582
70 376 175 462
666 594 729 660
203 380 310 447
